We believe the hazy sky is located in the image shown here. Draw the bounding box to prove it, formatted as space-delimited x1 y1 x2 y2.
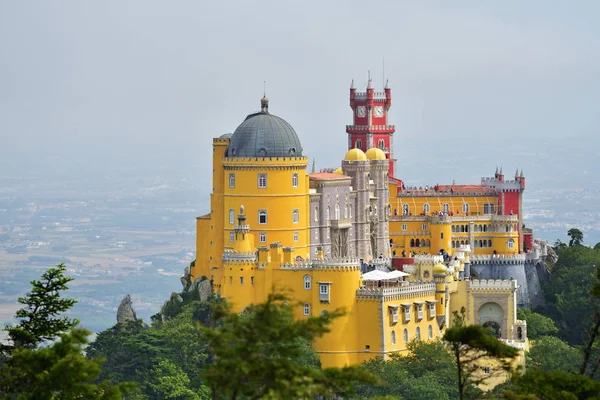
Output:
1 1 599 188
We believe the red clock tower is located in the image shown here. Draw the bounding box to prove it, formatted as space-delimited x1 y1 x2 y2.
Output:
347 77 396 177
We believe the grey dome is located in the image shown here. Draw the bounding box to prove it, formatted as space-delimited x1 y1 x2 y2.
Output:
227 105 303 158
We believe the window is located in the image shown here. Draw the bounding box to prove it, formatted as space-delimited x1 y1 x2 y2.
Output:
304 275 312 290
229 173 235 188
483 366 491 375
303 303 311 316
416 304 423 320
258 173 267 188
258 210 267 224
314 206 319 221
423 203 430 214
484 204 495 215
334 204 340 219
402 204 409 215
229 209 235 225
240 277 244 285
428 325 433 340
402 224 407 231
442 203 449 213
462 203 469 213
292 209 299 224
292 173 298 188
319 283 330 303
422 224 427 231
378 139 385 149
390 306 399 323
403 328 409 343
507 238 514 249
259 232 267 243
229 276 232 284
440 232 444 239
403 306 411 322
416 327 421 341
391 330 396 345
251 277 254 285
428 302 435 318
293 232 299 242
356 139 362 148
229 232 234 242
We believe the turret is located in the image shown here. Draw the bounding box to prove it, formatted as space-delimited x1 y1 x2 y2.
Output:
384 79 392 108
433 263 448 329
350 79 356 105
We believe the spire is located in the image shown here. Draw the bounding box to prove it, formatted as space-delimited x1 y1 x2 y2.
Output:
499 166 503 175
495 166 499 175
311 158 316 173
515 169 519 178
520 169 524 178
385 79 389 89
350 79 355 89
367 71 373 89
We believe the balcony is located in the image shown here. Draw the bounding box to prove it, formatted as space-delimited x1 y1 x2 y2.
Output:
345 124 396 131
330 218 352 229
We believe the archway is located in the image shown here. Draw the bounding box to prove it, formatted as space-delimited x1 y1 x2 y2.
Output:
478 302 504 338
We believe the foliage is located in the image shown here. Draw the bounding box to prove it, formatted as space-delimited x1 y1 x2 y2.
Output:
147 360 208 400
0 328 135 399
2 263 79 351
353 340 460 400
567 228 584 247
526 336 582 373
199 292 376 399
516 309 558 340
443 323 519 400
542 244 600 345
502 369 600 400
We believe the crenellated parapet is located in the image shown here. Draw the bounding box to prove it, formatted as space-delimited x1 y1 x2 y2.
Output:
279 256 362 271
468 279 517 291
481 177 522 192
470 254 526 265
414 255 444 264
222 156 308 170
222 249 258 264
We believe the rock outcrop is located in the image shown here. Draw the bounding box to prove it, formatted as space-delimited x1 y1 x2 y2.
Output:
116 294 137 323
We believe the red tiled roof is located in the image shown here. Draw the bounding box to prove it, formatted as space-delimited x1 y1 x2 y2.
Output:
309 172 350 180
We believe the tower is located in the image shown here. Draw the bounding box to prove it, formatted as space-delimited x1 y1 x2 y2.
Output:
347 77 396 177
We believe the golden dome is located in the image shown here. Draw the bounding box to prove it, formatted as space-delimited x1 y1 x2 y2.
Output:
344 148 367 161
433 263 447 275
365 147 386 161
333 167 343 175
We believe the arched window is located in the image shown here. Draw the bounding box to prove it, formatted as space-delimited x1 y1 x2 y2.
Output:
403 328 409 343
304 275 312 290
507 239 514 249
465 225 469 233
423 204 430 214
335 204 340 220
479 239 483 248
378 139 385 149
355 139 362 149
460 225 465 233
258 173 267 188
416 327 421 341
229 173 235 188
488 239 493 247
451 226 456 233
462 203 469 213
440 232 444 239
428 325 433 340
415 238 420 247
292 173 298 188
442 203 449 213
402 204 409 215
229 209 235 225
410 238 415 247
423 271 430 279
292 209 299 224
314 206 319 222
303 303 311 316
258 210 267 224
483 225 488 232
391 330 396 345
320 310 328 316
326 207 330 221
259 232 267 243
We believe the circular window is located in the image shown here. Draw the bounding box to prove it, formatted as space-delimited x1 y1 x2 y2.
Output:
257 148 267 157
288 147 296 156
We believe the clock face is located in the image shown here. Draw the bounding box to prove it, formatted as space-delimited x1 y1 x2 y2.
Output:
356 106 366 118
373 106 384 117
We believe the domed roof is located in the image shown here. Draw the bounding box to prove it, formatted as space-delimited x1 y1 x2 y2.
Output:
365 147 386 161
433 263 447 275
227 98 303 158
344 148 367 161
333 167 343 175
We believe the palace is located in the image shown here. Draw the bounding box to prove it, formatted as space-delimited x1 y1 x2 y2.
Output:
192 79 540 370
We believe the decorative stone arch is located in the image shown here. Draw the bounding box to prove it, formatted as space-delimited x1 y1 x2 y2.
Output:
477 301 507 338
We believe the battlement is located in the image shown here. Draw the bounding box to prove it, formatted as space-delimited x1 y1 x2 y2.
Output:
481 177 522 191
222 156 308 167
222 249 258 263
212 137 231 144
390 215 519 223
352 91 388 100
470 254 526 265
413 255 444 264
345 125 395 131
279 256 362 271
468 279 517 291
357 281 436 299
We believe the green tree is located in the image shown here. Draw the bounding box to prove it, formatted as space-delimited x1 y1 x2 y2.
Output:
0 328 135 399
526 336 582 373
516 309 558 340
147 360 208 400
443 324 519 400
2 263 79 351
567 228 584 247
594 242 600 251
199 292 376 399
502 369 600 400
